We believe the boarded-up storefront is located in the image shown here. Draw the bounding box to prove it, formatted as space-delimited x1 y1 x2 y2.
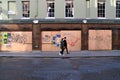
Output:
42 31 81 51
1 19 120 52
89 30 112 50
0 32 32 51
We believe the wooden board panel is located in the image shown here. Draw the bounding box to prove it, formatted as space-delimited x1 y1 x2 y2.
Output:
41 31 60 51
1 43 32 51
61 31 81 51
42 31 52 43
42 44 52 51
0 32 32 51
51 31 61 51
89 30 112 50
41 31 81 51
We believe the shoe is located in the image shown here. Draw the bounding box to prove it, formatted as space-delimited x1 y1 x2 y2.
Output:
59 52 62 55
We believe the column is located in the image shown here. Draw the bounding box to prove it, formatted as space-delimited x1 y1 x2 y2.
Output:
30 0 38 18
106 0 116 18
90 0 97 18
74 0 86 18
2 0 8 19
32 21 41 50
81 24 88 50
55 0 64 18
38 0 47 18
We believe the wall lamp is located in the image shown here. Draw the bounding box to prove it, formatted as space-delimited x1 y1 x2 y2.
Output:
33 20 39 24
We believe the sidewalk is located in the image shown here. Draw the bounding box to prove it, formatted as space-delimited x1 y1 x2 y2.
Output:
0 50 120 58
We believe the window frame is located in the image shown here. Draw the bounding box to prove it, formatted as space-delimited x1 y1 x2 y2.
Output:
46 0 55 18
97 0 106 18
22 1 30 18
65 0 74 18
116 0 120 18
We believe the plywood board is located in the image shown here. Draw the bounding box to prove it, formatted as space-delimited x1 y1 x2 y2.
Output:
0 32 32 51
41 31 60 51
61 31 81 51
42 44 52 51
89 30 112 50
41 31 81 51
42 31 52 43
1 43 32 51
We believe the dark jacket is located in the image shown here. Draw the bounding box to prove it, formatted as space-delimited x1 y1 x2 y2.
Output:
60 39 64 49
63 39 67 47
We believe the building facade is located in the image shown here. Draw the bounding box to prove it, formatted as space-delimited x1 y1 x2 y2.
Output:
0 0 120 19
0 0 120 52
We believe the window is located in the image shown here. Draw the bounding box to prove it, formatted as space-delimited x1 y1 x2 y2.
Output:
47 0 54 17
116 0 120 18
22 1 30 17
65 0 74 17
98 0 105 18
8 1 16 19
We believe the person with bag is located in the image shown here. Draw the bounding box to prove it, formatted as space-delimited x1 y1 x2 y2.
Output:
59 38 65 55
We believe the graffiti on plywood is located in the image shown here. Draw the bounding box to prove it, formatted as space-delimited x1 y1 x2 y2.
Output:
52 34 61 46
42 31 81 47
11 33 27 44
89 35 111 42
42 32 51 43
0 32 32 48
0 32 32 51
41 31 81 51
61 31 81 47
89 30 112 50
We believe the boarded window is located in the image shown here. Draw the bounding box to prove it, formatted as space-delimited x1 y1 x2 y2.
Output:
8 1 16 19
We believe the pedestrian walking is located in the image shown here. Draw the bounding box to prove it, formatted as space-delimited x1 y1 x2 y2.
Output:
59 38 65 55
63 37 69 54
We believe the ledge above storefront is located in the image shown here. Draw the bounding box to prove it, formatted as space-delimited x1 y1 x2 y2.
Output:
0 18 120 24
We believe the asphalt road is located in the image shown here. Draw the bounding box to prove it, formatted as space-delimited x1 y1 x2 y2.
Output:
0 57 120 80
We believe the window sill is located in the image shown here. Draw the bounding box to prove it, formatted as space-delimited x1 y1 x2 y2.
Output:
97 17 106 19
64 17 74 19
115 18 120 19
21 17 30 19
45 17 55 19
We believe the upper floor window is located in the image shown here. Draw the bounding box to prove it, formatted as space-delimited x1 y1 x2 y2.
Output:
22 1 30 18
116 0 120 18
47 0 54 17
8 1 16 19
65 0 74 17
98 0 105 18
